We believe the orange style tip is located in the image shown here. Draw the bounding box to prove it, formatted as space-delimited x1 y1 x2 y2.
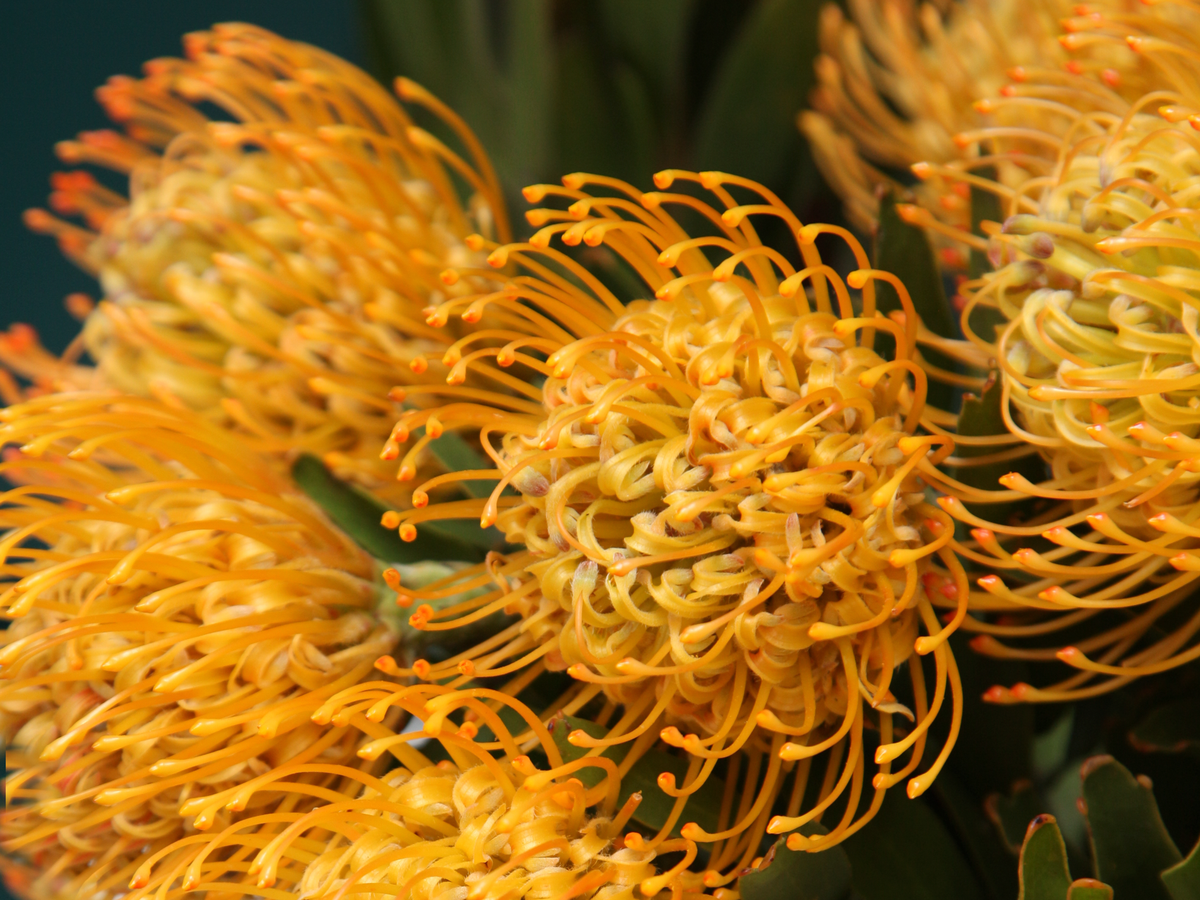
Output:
1007 66 1028 81
1038 586 1065 602
846 269 869 289
970 527 994 542
652 171 675 189
480 514 496 529
411 491 429 509
1000 84 1018 97
409 357 428 374
970 635 997 652
380 511 401 529
1147 513 1169 527
906 778 928 799
973 98 996 114
982 685 1011 703
656 772 677 790
1065 59 1085 75
977 574 1002 589
1126 35 1146 51
1101 68 1120 87
485 250 505 268
1010 682 1033 700
1057 646 1081 662
566 664 589 678
129 877 148 890
412 659 431 679
400 524 418 542
910 161 932 180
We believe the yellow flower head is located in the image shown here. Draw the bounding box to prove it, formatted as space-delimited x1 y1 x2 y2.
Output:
912 22 1200 703
0 394 394 899
22 23 506 505
381 170 968 855
800 0 1070 254
125 686 689 900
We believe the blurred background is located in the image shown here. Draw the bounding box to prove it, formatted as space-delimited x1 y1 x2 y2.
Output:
0 0 836 356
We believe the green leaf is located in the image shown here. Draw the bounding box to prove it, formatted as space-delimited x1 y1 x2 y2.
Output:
692 0 819 191
740 827 852 900
1162 837 1200 900
932 768 1019 900
424 430 493 499
969 165 1002 280
951 372 1045 497
291 453 489 563
1018 815 1072 900
988 781 1046 854
549 714 722 836
874 190 955 341
359 0 553 208
596 0 694 122
1067 879 1113 900
1081 755 1181 900
949 633 1034 798
1130 699 1200 754
1032 710 1075 780
843 791 984 900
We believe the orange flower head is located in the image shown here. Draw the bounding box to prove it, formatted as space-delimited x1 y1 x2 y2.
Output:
124 685 696 900
381 170 968 856
0 393 394 900
914 22 1200 705
20 23 507 505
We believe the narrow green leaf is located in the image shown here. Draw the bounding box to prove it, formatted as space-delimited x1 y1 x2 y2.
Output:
1032 710 1075 780
1067 879 1113 900
692 0 819 190
424 430 493 499
875 190 955 340
1018 815 1072 900
843 791 984 900
932 767 1019 900
951 371 1046 500
740 827 852 900
987 781 1046 854
969 165 1002 280
549 714 721 836
1129 699 1200 754
1081 755 1181 900
291 453 489 563
597 0 694 118
1162 836 1200 900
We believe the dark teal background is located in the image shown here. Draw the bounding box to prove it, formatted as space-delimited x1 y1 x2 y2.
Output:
0 2 362 356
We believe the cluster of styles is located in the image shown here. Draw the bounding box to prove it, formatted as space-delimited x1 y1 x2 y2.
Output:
3 6 1200 898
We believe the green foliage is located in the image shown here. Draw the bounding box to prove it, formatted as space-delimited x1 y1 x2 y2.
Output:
358 0 826 226
874 190 955 340
741 828 852 900
1081 756 1180 899
291 453 497 562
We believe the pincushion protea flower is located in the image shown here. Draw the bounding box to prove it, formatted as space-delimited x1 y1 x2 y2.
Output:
909 34 1200 704
377 169 970 862
0 393 395 899
123 685 691 900
21 23 506 506
800 0 1070 259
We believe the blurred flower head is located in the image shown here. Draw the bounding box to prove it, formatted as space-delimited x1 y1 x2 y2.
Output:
127 685 687 900
378 170 968 855
920 21 1200 704
19 23 506 505
0 393 393 899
